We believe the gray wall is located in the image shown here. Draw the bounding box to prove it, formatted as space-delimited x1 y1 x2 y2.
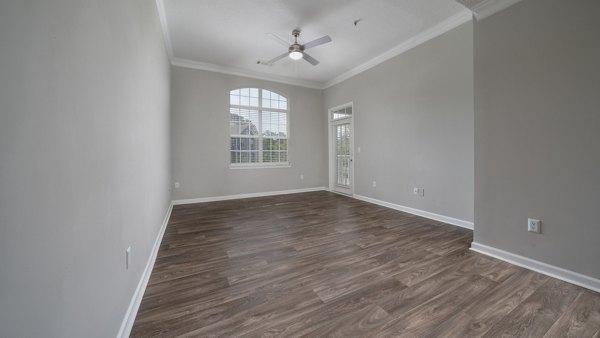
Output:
324 23 474 223
474 0 600 278
171 67 327 200
0 1 171 337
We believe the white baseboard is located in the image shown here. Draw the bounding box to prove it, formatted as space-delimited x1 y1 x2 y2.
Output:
117 201 174 338
352 194 474 230
172 187 327 205
471 242 600 293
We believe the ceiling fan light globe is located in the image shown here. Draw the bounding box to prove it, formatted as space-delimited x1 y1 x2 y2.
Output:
289 51 303 60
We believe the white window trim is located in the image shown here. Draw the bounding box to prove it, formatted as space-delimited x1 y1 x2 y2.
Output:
229 88 291 169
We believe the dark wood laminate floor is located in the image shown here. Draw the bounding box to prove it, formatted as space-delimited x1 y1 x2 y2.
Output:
131 191 600 337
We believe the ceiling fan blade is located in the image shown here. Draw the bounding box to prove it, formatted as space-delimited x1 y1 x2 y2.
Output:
265 33 290 47
302 35 332 50
265 52 290 65
302 52 319 66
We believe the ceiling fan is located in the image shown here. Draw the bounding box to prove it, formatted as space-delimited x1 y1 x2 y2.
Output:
258 29 332 66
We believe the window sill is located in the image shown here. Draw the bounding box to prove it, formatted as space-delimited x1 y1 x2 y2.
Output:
229 163 291 170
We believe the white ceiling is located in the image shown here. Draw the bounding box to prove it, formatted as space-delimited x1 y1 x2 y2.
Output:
158 0 470 88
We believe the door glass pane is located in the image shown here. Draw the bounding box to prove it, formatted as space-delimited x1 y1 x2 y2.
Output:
335 123 351 187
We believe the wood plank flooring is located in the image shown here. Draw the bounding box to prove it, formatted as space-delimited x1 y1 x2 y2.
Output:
131 191 600 337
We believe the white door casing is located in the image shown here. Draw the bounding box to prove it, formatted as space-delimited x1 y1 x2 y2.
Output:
328 103 354 195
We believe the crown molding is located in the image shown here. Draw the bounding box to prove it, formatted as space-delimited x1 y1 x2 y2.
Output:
156 0 324 90
323 9 472 89
155 3 472 91
155 0 173 59
171 58 325 89
463 0 523 20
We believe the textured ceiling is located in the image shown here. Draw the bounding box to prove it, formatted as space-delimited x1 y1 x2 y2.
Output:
161 0 469 87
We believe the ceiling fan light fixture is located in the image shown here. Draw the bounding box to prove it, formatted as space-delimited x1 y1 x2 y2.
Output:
289 51 303 60
260 29 331 67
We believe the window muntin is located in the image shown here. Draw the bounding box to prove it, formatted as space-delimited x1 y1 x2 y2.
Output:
230 88 289 167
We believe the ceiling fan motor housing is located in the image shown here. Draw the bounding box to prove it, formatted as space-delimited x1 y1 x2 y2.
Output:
289 44 303 53
290 29 303 53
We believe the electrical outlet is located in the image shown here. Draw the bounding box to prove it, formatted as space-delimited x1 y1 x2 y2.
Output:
174 181 180 189
126 246 132 269
357 147 361 153
528 218 541 233
372 181 377 187
300 174 304 181
413 188 425 197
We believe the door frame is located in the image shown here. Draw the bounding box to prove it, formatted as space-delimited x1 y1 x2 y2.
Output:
328 102 355 196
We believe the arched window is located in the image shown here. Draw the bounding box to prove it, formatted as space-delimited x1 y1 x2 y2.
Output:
229 88 289 167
